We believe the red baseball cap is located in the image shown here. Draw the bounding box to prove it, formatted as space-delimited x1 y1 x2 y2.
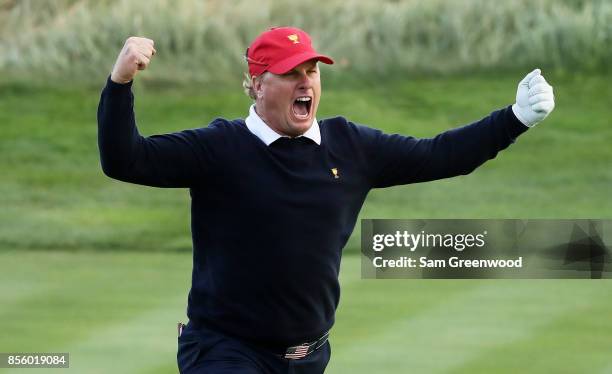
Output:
246 26 334 77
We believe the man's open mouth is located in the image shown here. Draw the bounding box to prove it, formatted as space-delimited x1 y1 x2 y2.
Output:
292 96 312 119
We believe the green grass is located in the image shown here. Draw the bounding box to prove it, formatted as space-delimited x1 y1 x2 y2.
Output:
0 250 190 374
0 252 611 373
1 69 611 373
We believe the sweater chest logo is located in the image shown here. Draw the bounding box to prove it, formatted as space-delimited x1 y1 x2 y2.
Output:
331 168 339 179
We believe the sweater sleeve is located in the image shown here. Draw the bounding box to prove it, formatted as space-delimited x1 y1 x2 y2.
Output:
97 76 211 188
358 105 528 188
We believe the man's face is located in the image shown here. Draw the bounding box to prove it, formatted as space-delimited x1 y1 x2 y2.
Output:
254 60 321 137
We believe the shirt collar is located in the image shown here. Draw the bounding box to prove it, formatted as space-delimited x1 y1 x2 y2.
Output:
245 104 321 146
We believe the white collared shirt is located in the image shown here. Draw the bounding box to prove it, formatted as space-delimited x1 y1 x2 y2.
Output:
245 104 321 146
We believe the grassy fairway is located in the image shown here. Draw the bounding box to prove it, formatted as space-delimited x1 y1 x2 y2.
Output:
0 252 611 373
1 70 611 373
0 250 190 374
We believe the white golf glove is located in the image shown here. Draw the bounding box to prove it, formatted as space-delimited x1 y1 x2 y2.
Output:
512 69 555 127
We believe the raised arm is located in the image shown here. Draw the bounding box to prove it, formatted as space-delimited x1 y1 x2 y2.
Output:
359 69 555 188
97 37 208 188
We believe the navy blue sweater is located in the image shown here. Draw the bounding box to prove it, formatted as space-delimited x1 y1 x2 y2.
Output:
97 77 527 350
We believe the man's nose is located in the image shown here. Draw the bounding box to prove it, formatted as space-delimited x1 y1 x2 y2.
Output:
297 72 312 89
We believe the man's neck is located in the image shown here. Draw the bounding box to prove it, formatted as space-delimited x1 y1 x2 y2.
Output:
245 104 321 146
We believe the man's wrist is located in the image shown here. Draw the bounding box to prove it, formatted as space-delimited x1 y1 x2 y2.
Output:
511 104 533 128
105 75 134 93
110 73 133 85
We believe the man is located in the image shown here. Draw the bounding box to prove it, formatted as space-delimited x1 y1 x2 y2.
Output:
97 27 554 373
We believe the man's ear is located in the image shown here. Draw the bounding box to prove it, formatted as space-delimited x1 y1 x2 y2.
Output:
253 75 264 99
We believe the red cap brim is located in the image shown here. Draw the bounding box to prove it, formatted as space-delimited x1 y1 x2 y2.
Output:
267 51 334 75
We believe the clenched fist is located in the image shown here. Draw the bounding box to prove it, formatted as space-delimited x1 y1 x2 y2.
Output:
110 37 156 84
511 69 555 127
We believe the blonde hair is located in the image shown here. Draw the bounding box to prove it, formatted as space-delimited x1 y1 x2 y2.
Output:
242 72 269 101
242 73 257 100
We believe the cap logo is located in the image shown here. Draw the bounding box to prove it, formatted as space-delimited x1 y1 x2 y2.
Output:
287 34 300 44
